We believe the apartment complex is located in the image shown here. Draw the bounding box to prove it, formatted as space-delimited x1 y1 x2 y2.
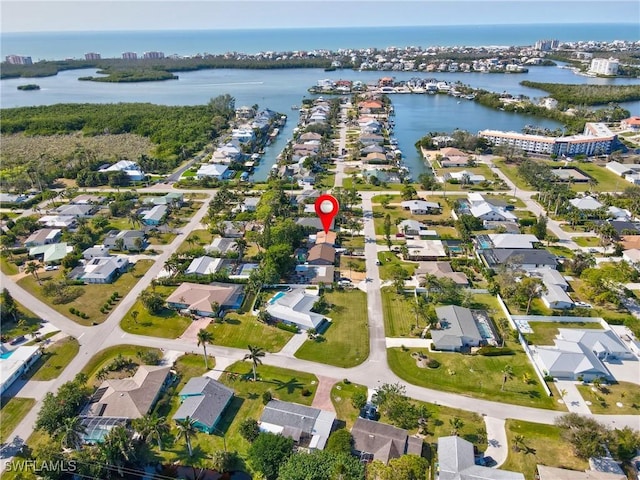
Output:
122 52 138 60
589 57 619 76
84 52 101 60
479 123 616 157
5 54 32 65
143 51 165 59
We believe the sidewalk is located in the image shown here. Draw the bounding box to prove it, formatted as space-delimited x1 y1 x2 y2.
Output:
484 416 508 468
277 332 308 357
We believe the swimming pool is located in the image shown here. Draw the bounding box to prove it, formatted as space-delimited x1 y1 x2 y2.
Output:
0 351 14 360
268 291 287 305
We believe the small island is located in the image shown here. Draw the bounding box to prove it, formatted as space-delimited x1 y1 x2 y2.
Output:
17 84 40 91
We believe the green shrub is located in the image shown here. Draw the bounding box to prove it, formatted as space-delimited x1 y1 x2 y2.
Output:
276 322 299 333
301 388 312 397
477 346 514 356
427 359 440 368
262 391 273 405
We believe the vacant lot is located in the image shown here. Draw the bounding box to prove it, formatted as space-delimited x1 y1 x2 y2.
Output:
296 290 369 367
207 312 293 352
525 321 602 346
381 288 421 337
502 419 587 480
29 336 80 381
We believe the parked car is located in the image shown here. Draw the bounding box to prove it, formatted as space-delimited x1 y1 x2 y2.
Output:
10 335 25 345
44 265 59 271
360 404 378 420
575 301 592 309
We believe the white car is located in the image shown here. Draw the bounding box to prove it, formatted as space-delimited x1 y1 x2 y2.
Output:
44 265 59 271
574 301 592 309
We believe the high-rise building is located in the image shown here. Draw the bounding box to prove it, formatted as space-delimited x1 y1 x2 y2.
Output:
143 51 165 59
84 52 101 60
5 55 33 65
534 39 559 51
122 52 138 60
589 57 619 76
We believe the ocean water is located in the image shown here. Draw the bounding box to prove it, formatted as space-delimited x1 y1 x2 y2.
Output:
2 24 639 60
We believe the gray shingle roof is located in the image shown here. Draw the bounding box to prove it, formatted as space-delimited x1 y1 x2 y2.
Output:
351 418 423 464
173 377 234 429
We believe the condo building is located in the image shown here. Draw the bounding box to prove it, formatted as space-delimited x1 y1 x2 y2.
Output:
84 52 101 60
122 52 138 60
5 54 32 65
589 57 619 76
143 51 165 59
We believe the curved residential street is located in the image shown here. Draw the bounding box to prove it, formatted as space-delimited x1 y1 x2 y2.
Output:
1 161 637 471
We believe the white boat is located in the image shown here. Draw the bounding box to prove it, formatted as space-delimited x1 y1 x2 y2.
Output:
291 105 299 110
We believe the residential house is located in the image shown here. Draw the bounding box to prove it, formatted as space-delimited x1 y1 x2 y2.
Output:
606 161 640 184
206 237 238 255
166 282 245 316
142 192 183 207
70 194 105 205
298 132 322 142
80 365 171 442
569 195 604 212
365 152 389 164
438 147 469 168
621 235 640 250
24 228 61 247
103 230 146 251
589 457 626 477
480 248 558 271
266 289 328 330
536 339 614 381
306 244 336 266
259 400 336 451
69 256 129 284
415 262 469 286
241 197 260 212
476 233 539 250
185 256 228 276
141 205 168 226
438 436 524 480
98 160 145 181
293 265 335 285
607 206 631 221
444 170 486 184
0 193 29 204
38 215 76 229
231 128 255 143
432 305 483 351
621 116 640 131
530 267 573 310
622 248 640 265
397 219 427 237
173 377 234 434
361 144 385 155
220 221 246 238
351 418 423 464
0 344 42 395
360 134 385 146
558 329 632 361
314 231 337 246
196 163 230 180
404 239 447 261
29 242 73 264
82 246 110 259
401 200 441 215
469 202 517 222
54 204 95 218
537 465 625 480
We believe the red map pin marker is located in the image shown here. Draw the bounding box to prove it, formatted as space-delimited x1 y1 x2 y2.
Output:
314 194 339 234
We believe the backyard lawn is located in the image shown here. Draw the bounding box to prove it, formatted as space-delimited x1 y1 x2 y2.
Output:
0 397 35 443
295 290 369 367
413 402 487 452
1 257 19 275
177 229 215 253
525 321 602 346
501 419 588 480
387 347 562 410
381 287 421 337
377 251 418 281
157 362 318 468
29 336 80 381
493 159 531 191
207 312 293 352
576 381 640 414
18 259 154 325
81 344 163 385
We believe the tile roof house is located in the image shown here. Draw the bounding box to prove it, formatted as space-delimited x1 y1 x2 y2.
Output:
432 305 483 351
306 244 336 265
438 436 524 480
259 400 336 451
71 194 105 205
166 282 245 317
173 377 234 434
351 418 423 465
82 365 171 419
24 228 61 247
415 262 469 286
266 289 328 330
314 231 337 246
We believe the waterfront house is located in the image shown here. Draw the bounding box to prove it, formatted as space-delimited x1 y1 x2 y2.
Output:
173 377 234 434
196 163 230 180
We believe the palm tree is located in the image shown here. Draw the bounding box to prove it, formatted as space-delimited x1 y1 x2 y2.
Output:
449 417 464 436
132 413 170 451
234 238 247 263
54 416 87 451
114 237 125 252
25 261 41 282
501 365 514 391
512 434 526 452
244 344 265 382
128 211 143 229
196 329 214 369
100 424 135 477
175 416 197 457
131 310 139 324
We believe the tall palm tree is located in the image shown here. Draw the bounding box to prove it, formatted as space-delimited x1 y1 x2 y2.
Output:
100 425 135 477
244 344 265 382
25 261 41 283
501 365 514 391
54 416 87 451
132 413 170 451
175 416 197 457
197 329 214 370
449 417 464 436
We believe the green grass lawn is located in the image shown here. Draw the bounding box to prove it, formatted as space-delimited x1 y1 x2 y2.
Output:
546 245 575 259
573 236 600 247
295 290 369 367
493 159 532 191
373 204 411 235
17 259 154 325
483 193 526 208
147 232 177 246
28 336 79 381
1 302 43 342
552 161 625 193
387 347 562 410
501 419 588 480
340 256 366 278
177 229 215 253
340 236 365 250
381 287 422 337
432 226 460 239
0 397 35 443
417 402 487 451
81 344 163 385
343 178 407 191
377 251 418 281
157 362 318 468
525 321 602 346
435 164 495 181
207 312 293 352
576 382 640 414
331 380 368 429
1 257 19 275
506 297 553 316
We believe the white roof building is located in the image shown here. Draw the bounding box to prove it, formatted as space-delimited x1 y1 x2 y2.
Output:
445 170 486 184
98 160 145 181
470 202 517 222
569 196 604 211
488 233 539 249
197 163 229 179
1 345 42 395
185 256 226 276
266 289 328 330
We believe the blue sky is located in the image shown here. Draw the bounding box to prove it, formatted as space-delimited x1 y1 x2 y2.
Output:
2 0 638 33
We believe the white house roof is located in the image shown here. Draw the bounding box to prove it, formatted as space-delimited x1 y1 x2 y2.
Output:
488 233 539 249
185 256 226 276
401 200 440 211
623 248 640 263
0 345 41 394
569 196 603 211
197 164 228 178
606 161 634 176
81 256 129 282
558 329 630 357
607 206 631 220
405 239 447 258
541 283 574 307
265 290 327 330
470 202 517 221
536 342 609 378
398 219 426 233
531 267 569 289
